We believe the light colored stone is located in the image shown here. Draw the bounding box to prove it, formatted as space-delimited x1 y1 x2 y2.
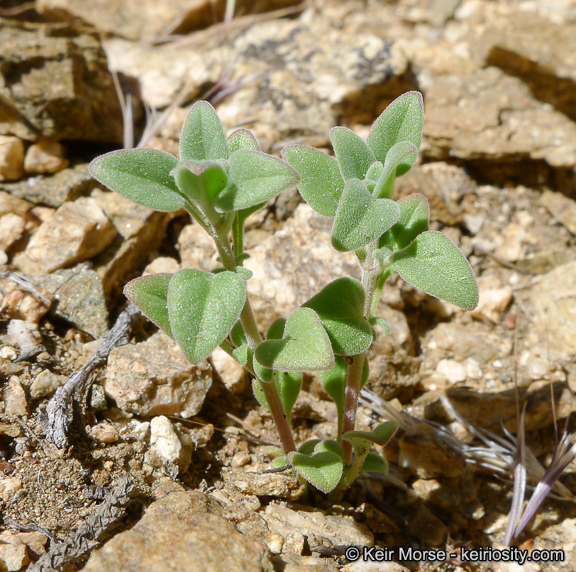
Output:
0 475 22 501
150 415 192 472
22 197 117 274
0 531 29 572
104 330 212 418
0 213 25 252
0 284 52 324
90 422 119 444
143 256 180 276
118 420 150 442
0 191 31 218
342 562 409 572
177 223 219 271
7 320 42 355
24 140 69 174
3 376 29 417
211 346 247 394
541 190 576 236
81 491 272 571
0 136 25 181
423 67 576 173
30 369 65 399
262 503 373 553
435 358 467 384
226 472 305 502
470 276 513 324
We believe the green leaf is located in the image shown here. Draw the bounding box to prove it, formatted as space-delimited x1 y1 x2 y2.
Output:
253 359 274 383
332 179 400 252
271 456 290 469
124 273 173 337
266 318 286 341
392 231 479 310
298 439 321 455
232 344 251 367
215 150 299 212
230 320 247 347
172 160 228 207
255 308 334 372
168 268 246 363
342 421 399 453
330 126 376 181
364 161 384 193
373 142 418 199
281 145 344 216
288 451 344 494
227 128 261 153
89 149 184 212
180 101 229 161
264 446 285 458
369 316 390 337
361 452 389 474
252 370 302 420
367 92 424 176
303 277 374 356
314 440 344 458
380 193 430 250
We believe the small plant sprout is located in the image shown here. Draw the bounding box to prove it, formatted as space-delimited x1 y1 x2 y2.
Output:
89 92 479 494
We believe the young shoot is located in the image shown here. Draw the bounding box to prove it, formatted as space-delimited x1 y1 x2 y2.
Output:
89 93 479 494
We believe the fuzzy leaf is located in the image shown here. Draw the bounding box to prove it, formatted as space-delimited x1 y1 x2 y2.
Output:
255 308 334 372
373 142 418 199
232 344 251 367
342 421 399 451
89 149 184 212
303 277 374 356
168 268 246 363
367 91 424 176
252 370 302 419
124 273 173 337
332 178 400 252
369 316 390 337
227 128 261 153
271 456 290 469
364 161 384 193
380 193 430 250
289 451 344 494
215 150 299 212
180 101 229 161
330 126 376 181
281 145 343 216
361 452 389 474
314 440 344 458
392 231 479 310
298 440 321 455
172 160 228 206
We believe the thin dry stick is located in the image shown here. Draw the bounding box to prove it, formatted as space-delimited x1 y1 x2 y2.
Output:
44 304 141 449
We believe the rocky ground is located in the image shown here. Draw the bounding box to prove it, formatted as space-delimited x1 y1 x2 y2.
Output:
2 0 576 570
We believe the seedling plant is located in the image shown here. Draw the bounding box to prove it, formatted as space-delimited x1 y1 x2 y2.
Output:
89 92 479 494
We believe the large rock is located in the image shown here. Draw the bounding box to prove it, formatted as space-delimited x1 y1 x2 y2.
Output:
39 0 303 42
423 67 576 174
473 11 576 121
16 197 117 274
104 331 212 418
0 20 122 143
81 491 273 572
105 17 415 131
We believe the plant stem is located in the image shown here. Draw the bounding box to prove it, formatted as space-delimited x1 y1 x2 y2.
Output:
260 380 296 453
342 242 381 464
341 353 366 464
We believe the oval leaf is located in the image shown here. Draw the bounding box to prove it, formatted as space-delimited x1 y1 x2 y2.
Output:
172 160 228 206
89 149 184 212
282 145 344 216
303 277 374 356
392 231 479 310
342 421 399 450
330 126 376 181
367 92 424 176
361 452 389 474
180 101 229 161
288 451 344 494
379 193 430 250
332 179 400 252
373 142 418 199
124 273 173 337
255 308 334 372
215 150 299 212
168 268 246 363
227 128 261 153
